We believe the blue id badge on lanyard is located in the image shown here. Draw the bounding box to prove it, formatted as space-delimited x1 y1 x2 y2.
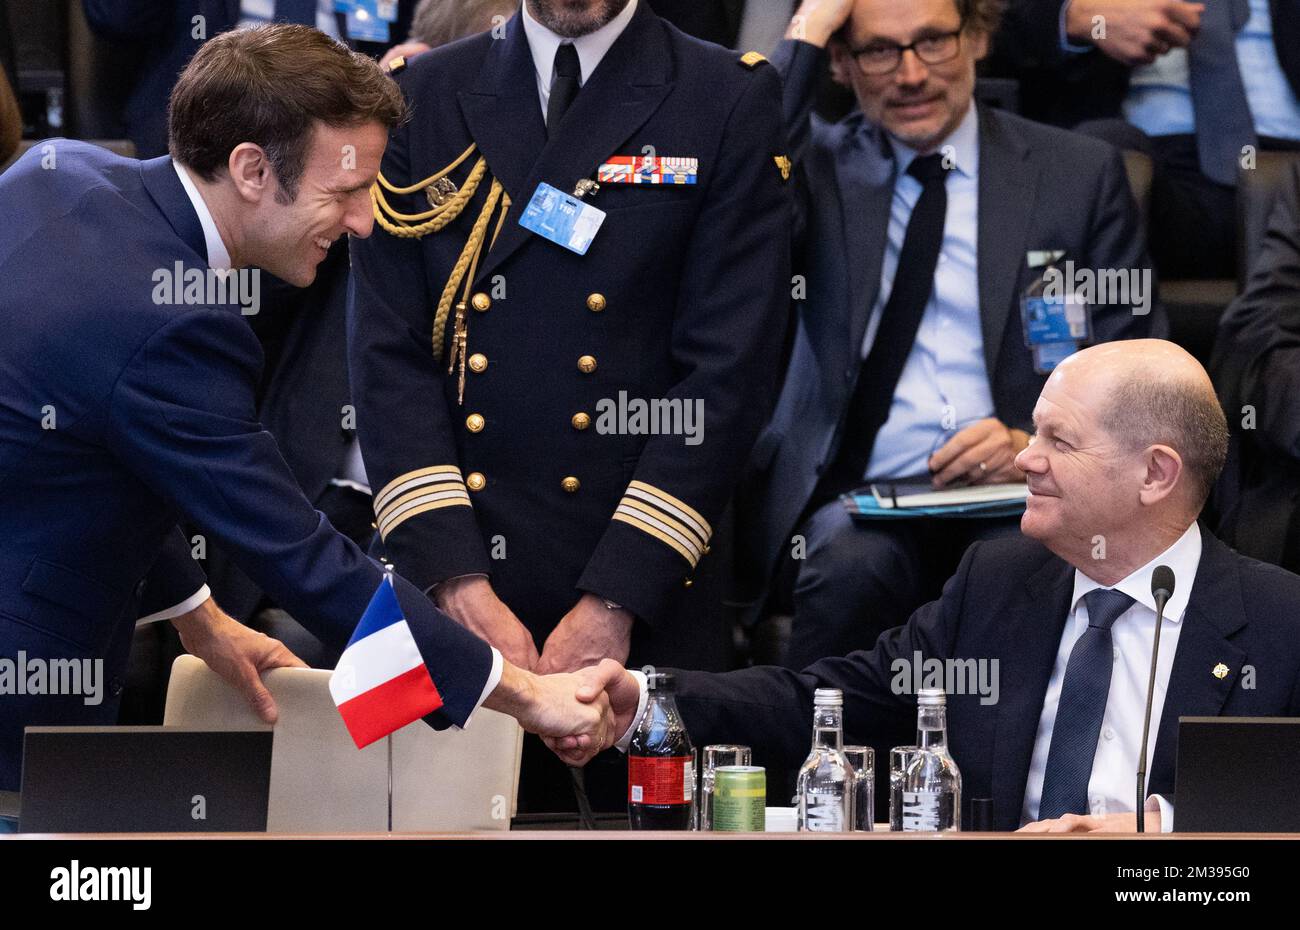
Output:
1021 292 1090 373
345 0 391 41
519 182 607 255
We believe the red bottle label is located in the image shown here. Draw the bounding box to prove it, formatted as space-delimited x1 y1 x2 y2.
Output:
628 756 693 805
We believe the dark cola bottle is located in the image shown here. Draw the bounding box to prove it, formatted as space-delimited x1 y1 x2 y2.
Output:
628 671 695 830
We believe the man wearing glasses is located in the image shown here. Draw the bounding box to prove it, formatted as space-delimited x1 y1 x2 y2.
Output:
741 0 1164 668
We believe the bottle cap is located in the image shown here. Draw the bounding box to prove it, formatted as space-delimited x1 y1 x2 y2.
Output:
813 688 843 706
647 671 675 692
917 687 947 706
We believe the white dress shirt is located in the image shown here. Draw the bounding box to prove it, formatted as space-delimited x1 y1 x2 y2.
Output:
1020 521 1202 831
521 0 639 123
863 103 996 479
166 161 505 721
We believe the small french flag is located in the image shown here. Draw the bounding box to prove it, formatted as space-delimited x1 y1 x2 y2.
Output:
330 575 444 748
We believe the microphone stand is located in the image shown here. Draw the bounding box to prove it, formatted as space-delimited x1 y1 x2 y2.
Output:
1136 589 1170 833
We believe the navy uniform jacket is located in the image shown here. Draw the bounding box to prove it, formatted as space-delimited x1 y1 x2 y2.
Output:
671 531 1300 828
348 5 791 667
737 39 1165 607
0 141 492 791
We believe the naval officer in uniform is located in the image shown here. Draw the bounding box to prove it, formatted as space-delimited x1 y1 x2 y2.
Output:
0 24 624 819
348 0 791 810
350 0 790 677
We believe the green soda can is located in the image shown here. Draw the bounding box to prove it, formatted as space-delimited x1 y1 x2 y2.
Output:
712 766 766 832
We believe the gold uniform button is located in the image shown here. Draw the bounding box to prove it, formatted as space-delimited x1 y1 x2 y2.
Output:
683 578 694 589
471 293 492 313
586 293 607 313
571 412 591 430
466 413 485 433
468 353 488 373
562 476 581 493
578 355 597 374
467 472 486 491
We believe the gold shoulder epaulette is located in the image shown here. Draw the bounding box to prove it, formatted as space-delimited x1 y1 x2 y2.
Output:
739 51 767 69
370 143 512 372
388 55 406 74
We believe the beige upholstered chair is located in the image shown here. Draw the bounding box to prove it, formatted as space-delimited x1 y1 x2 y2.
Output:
164 655 522 832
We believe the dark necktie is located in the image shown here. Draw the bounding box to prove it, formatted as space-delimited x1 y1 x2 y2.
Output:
547 43 581 136
1188 0 1255 185
817 152 951 499
1037 588 1136 820
274 0 320 26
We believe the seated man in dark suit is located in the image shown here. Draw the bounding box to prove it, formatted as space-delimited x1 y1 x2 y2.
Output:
561 339 1300 832
987 0 1300 280
1211 159 1300 571
742 0 1162 669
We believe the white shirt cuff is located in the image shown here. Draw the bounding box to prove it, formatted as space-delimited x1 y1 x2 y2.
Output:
463 647 504 728
136 585 211 626
614 669 650 752
1148 793 1174 833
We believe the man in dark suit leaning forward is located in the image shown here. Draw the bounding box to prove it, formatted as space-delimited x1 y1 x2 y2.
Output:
0 26 625 825
559 339 1300 832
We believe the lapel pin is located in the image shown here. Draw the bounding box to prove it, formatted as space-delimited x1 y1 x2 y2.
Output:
1212 663 1229 680
775 155 792 182
572 179 601 199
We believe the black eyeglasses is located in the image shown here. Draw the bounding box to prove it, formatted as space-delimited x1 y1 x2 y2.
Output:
849 29 964 76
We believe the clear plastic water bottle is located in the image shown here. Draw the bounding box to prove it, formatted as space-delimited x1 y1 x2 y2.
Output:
900 688 961 832
796 688 853 832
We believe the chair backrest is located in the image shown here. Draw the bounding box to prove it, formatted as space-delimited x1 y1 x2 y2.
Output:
164 655 523 832
1237 150 1300 288
1121 149 1154 240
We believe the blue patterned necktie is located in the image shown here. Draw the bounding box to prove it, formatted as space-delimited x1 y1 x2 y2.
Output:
1037 588 1136 819
1188 0 1256 185
274 0 319 26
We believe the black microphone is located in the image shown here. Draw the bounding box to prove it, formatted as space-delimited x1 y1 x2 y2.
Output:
1136 565 1175 832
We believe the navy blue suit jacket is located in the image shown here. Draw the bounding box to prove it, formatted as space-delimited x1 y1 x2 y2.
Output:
0 141 491 791
739 39 1166 601
674 530 1300 829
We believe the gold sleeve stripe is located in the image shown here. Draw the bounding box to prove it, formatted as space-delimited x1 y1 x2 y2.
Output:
376 485 470 525
613 510 698 567
374 465 465 514
625 481 711 546
619 498 704 562
378 490 472 539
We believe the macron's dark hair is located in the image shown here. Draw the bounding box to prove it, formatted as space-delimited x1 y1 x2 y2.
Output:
169 24 406 201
